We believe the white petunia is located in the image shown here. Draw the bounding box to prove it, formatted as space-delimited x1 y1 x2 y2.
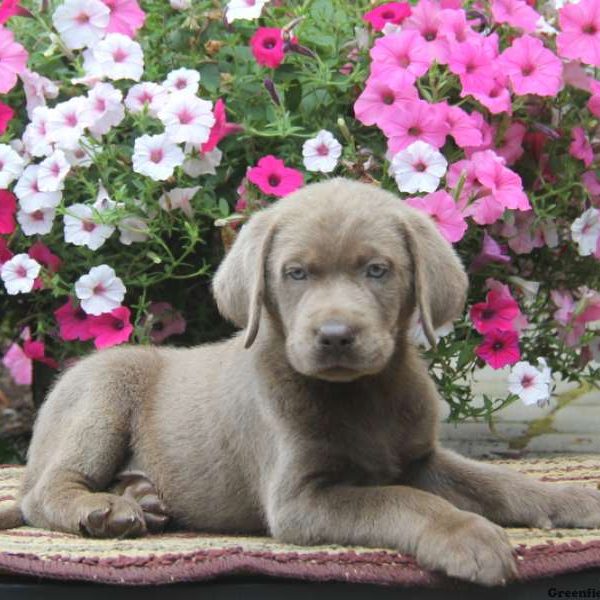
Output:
119 215 149 245
63 203 115 250
22 106 55 158
38 150 71 192
85 82 125 137
52 0 110 50
1 254 41 295
170 0 191 9
79 48 105 86
0 144 25 188
159 186 200 218
302 130 342 173
157 93 215 145
75 264 126 315
225 0 269 23
571 207 600 256
46 97 94 151
390 141 448 194
183 145 222 177
16 207 56 236
132 133 184 180
408 309 453 349
14 165 62 212
508 359 552 407
125 82 168 117
163 68 201 95
20 69 60 119
92 34 144 81
65 146 94 168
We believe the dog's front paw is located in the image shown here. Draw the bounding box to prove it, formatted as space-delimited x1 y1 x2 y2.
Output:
416 512 518 586
545 485 600 529
77 493 147 538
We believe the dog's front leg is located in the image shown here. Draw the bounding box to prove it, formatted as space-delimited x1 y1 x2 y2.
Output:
404 448 600 529
267 471 517 586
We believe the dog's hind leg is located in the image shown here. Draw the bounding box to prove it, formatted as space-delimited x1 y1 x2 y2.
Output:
18 348 160 538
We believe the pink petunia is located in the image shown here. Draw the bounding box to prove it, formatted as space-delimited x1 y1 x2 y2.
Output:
491 0 540 33
354 71 417 128
551 288 600 347
569 126 594 167
0 27 28 93
54 298 95 342
476 329 521 369
363 2 411 31
437 8 479 49
406 191 467 243
471 73 513 115
470 231 511 272
499 210 544 254
582 170 600 206
23 339 58 369
494 122 526 166
0 189 16 234
470 289 520 334
369 30 432 78
381 99 448 153
28 240 61 273
146 302 186 344
500 35 562 97
0 100 13 133
247 155 304 197
250 27 285 69
557 0 600 67
102 0 145 38
442 103 483 149
447 38 496 96
402 0 447 62
588 80 600 117
89 305 134 349
2 341 31 385
201 99 242 153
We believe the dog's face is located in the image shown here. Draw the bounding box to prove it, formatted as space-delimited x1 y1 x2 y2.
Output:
213 179 468 382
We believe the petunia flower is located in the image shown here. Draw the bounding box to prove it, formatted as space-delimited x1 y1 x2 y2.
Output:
588 79 600 117
369 30 432 78
1 253 40 294
22 106 54 158
443 104 483 149
491 0 540 33
0 189 16 234
402 0 446 62
46 97 94 151
447 38 497 97
28 240 61 273
390 140 447 194
17 206 56 236
363 2 411 31
471 74 513 115
557 0 600 67
494 122 526 166
101 0 145 38
132 133 184 180
125 82 168 116
159 186 200 218
85 82 125 137
569 126 593 166
508 359 552 406
157 93 215 145
163 68 200 95
0 0 30 23
63 203 115 250
52 0 110 50
470 231 511 272
225 0 269 23
37 150 70 192
406 191 467 243
201 99 242 152
118 214 149 245
0 100 13 134
250 27 285 69
476 329 521 369
14 165 62 212
89 305 133 348
470 288 521 334
54 298 95 341
92 33 144 81
247 155 304 197
75 264 126 315
302 130 342 173
0 25 27 94
146 301 186 344
19 69 59 119
500 35 563 97
0 142 24 187
571 207 600 256
0 237 12 265
183 146 223 177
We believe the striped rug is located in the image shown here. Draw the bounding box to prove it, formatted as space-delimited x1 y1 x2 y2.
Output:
0 456 599 587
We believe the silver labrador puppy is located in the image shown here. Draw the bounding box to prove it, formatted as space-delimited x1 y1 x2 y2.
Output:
2 179 600 586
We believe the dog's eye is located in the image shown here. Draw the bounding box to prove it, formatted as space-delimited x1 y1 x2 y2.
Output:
286 267 308 281
366 264 388 279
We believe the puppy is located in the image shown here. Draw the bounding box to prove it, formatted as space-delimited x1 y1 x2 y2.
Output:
2 179 599 586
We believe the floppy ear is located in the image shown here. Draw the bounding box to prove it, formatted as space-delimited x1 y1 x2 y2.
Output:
212 211 277 348
400 209 468 349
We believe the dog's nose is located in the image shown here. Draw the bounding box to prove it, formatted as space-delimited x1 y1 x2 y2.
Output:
317 320 355 349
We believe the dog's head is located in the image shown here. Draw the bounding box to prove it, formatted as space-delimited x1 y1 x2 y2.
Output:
213 179 467 382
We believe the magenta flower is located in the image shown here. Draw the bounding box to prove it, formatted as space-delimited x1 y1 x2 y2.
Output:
0 237 12 265
381 99 448 153
248 155 304 197
28 240 62 273
491 0 540 33
363 2 411 31
470 289 520 334
470 231 511 272
0 190 16 234
102 0 145 38
0 100 13 134
0 27 28 93
354 71 417 128
500 35 562 97
89 306 134 349
557 0 600 67
0 0 29 24
406 191 467 243
147 302 186 344
23 339 58 369
54 298 95 342
370 30 432 78
250 27 285 69
569 126 593 167
476 329 520 369
201 99 242 153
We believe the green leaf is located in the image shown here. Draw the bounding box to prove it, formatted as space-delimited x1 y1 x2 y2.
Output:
218 198 230 217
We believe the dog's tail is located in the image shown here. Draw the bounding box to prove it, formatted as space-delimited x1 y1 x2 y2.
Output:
0 504 24 529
